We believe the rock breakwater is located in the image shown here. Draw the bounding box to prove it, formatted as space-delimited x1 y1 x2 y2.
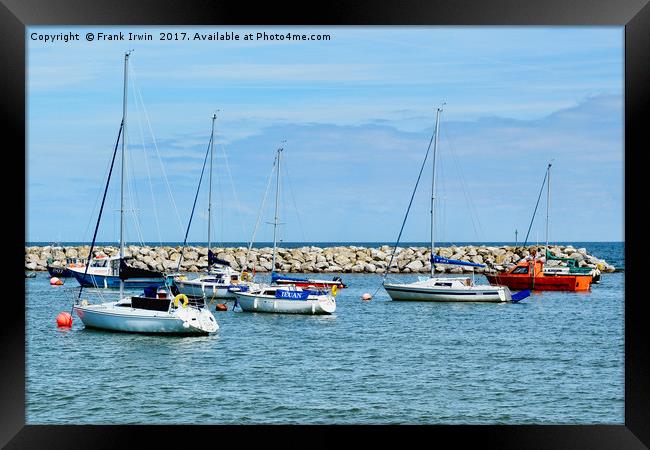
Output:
25 244 616 274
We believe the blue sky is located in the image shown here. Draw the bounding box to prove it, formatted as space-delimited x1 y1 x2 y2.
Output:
27 26 623 244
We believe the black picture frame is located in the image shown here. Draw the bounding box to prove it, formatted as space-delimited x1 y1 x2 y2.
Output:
3 0 647 448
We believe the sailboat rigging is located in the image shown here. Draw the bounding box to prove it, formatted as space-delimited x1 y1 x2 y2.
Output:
73 52 218 334
174 113 258 300
232 146 337 315
383 106 529 303
267 146 347 290
485 163 595 291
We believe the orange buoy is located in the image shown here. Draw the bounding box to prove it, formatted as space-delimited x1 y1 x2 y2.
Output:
50 277 64 286
215 303 228 311
56 312 73 328
361 293 372 301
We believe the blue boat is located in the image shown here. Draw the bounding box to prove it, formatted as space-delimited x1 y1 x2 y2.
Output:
69 255 165 289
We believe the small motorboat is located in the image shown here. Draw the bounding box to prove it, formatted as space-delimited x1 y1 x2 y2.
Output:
489 163 593 292
543 250 601 283
46 257 85 278
233 285 336 315
485 259 592 292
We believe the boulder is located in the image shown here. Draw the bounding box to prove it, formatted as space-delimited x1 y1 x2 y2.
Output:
334 255 351 266
183 251 198 261
405 260 424 272
568 252 585 261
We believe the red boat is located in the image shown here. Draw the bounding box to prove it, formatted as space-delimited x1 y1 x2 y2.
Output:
485 259 592 292
271 272 347 289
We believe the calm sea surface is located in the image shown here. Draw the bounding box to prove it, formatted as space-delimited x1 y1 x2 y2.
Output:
26 242 624 424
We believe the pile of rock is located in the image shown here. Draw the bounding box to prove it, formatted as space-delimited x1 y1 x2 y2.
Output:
25 244 617 274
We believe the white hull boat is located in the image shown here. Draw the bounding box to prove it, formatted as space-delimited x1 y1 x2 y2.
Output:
174 114 261 301
175 266 259 300
234 286 336 315
71 53 219 336
74 293 218 335
381 106 530 304
384 277 514 302
175 277 235 299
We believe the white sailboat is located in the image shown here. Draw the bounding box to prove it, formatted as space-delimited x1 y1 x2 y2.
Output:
233 146 337 315
174 113 258 300
73 52 218 335
382 106 527 303
233 284 337 315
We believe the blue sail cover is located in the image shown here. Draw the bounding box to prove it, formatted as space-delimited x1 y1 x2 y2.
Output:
271 272 308 283
431 255 485 268
208 250 231 267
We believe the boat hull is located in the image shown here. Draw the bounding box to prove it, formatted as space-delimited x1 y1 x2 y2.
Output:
485 273 592 291
73 304 218 334
175 279 236 299
383 283 508 302
234 293 336 315
71 270 165 289
47 266 73 278
273 279 347 289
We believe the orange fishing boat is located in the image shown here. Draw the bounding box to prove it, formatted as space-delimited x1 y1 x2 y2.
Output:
485 258 592 292
488 162 593 292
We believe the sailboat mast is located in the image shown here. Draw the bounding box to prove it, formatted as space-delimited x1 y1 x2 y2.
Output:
545 162 551 258
119 51 130 299
430 107 442 277
271 146 283 273
207 113 216 260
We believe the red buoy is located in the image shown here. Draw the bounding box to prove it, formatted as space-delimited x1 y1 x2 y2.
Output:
215 303 228 311
56 312 73 328
50 277 64 286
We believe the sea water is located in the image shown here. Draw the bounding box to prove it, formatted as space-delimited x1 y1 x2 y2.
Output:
25 242 624 424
